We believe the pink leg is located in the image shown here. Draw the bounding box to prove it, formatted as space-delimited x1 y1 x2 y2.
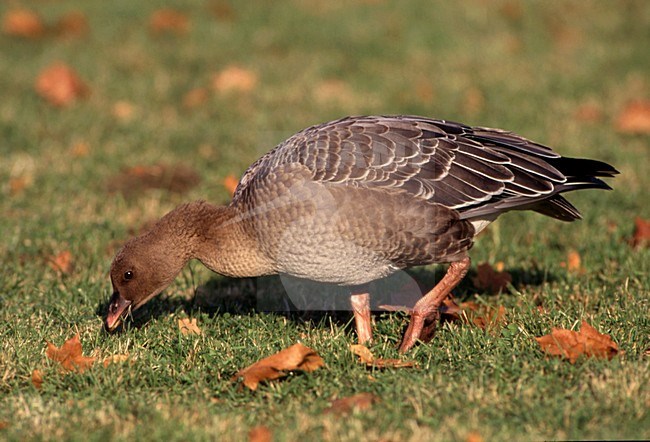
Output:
398 257 471 353
350 292 372 345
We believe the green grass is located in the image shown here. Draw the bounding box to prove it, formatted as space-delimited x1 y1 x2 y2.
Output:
1 0 649 440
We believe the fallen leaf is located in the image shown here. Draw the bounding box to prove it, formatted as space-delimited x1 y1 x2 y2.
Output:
248 426 272 442
465 431 484 442
560 250 584 274
212 65 258 94
107 163 201 197
35 62 89 107
112 101 136 122
440 297 462 321
53 11 89 38
209 0 237 22
69 141 90 158
8 175 33 195
0 421 7 430
499 0 523 23
472 262 512 293
182 87 210 109
630 217 650 248
149 9 190 35
102 354 130 368
575 102 603 123
48 250 73 274
2 9 45 39
223 174 239 196
350 344 417 369
178 318 202 336
535 320 619 363
324 392 380 414
616 100 650 134
46 334 95 373
471 305 507 330
31 369 43 389
232 343 324 390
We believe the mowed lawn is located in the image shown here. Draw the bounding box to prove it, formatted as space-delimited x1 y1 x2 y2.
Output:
1 1 649 440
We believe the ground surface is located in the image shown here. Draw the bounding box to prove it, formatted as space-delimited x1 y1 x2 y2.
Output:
1 1 649 440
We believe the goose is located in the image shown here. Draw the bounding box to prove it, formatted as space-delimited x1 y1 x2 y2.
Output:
106 115 618 352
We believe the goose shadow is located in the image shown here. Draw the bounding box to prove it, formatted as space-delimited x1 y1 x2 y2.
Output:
97 264 555 333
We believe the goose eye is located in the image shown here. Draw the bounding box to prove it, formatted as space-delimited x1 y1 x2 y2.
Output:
124 271 134 281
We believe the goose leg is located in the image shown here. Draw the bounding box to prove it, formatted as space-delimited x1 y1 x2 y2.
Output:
350 292 372 344
398 257 471 353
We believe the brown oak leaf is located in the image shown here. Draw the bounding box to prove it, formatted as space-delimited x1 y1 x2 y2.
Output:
178 318 202 336
102 354 130 368
31 369 43 389
560 250 584 274
232 343 324 390
182 87 210 109
35 62 89 107
223 174 239 196
53 11 89 39
149 9 190 35
48 250 74 274
46 334 95 373
2 9 45 39
616 100 650 134
248 426 273 442
472 262 512 293
350 344 417 369
324 392 380 414
212 65 258 94
630 217 650 248
535 321 619 363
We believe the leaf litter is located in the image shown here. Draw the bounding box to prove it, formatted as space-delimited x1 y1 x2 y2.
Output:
350 344 417 369
535 320 620 363
324 392 380 415
232 343 324 390
46 334 96 373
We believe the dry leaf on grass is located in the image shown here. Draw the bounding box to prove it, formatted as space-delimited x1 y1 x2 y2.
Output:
630 217 650 248
472 262 512 293
178 318 202 336
182 87 210 109
149 9 190 35
535 321 619 363
465 431 485 442
212 65 258 94
616 100 650 134
112 101 136 122
350 344 417 369
223 174 239 196
324 392 380 414
31 369 43 389
232 343 324 390
2 9 45 39
440 297 463 321
248 426 273 442
0 421 8 430
462 303 507 331
53 11 88 38
107 163 201 197
102 354 130 368
46 334 95 373
48 250 74 274
209 0 236 22
560 250 584 274
575 102 603 123
35 63 89 107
